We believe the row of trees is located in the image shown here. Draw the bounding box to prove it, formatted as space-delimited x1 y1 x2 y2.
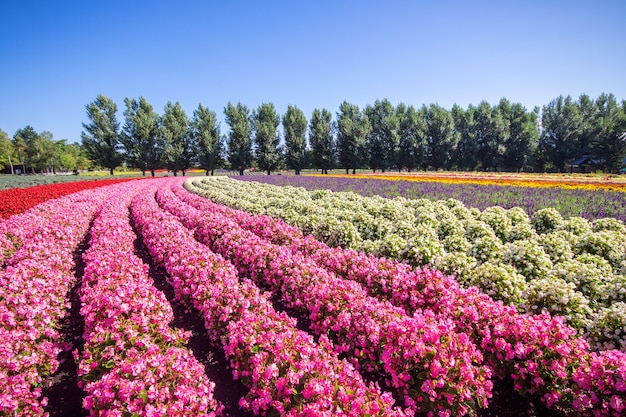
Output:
2 93 624 176
0 126 90 174
81 92 625 175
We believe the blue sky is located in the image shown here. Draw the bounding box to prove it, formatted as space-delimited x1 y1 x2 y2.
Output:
1 0 625 143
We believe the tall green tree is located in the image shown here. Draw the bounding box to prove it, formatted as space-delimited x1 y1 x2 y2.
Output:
452 104 479 170
224 102 252 175
540 95 582 172
251 102 281 175
591 93 626 173
576 93 596 157
309 108 334 174
282 105 307 175
160 101 193 176
37 132 61 173
120 96 161 176
13 126 39 173
423 104 458 170
501 100 539 172
474 101 508 171
336 101 369 174
365 99 399 172
64 143 91 171
396 103 426 172
0 129 14 173
191 104 222 176
81 94 123 175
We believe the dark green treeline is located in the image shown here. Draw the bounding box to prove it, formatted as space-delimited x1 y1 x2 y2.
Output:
2 93 624 175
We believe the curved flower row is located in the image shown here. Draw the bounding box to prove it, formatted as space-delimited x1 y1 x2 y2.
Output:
0 182 140 416
0 178 138 219
180 178 626 417
186 177 626 351
130 179 403 417
78 182 222 416
157 184 493 417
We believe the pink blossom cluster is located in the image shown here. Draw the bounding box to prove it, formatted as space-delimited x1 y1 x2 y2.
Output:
178 181 626 416
0 184 133 415
77 182 223 416
160 183 493 417
0 187 83 266
130 180 404 417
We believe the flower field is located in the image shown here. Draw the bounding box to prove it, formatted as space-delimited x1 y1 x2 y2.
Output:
0 178 140 219
1 176 625 416
231 175 626 222
188 177 626 352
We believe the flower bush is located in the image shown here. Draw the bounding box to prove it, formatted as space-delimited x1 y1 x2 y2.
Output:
0 181 141 415
3 176 625 416
183 176 626 416
0 178 137 219
158 184 492 417
185 177 626 346
78 183 223 416
131 182 405 417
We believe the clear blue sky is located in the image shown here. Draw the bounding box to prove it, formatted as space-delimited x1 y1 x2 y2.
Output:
1 0 625 143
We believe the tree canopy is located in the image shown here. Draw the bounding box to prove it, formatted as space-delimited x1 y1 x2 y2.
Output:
6 92 625 176
81 94 123 175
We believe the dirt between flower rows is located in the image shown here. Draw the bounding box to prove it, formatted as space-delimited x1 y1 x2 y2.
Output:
39 232 563 417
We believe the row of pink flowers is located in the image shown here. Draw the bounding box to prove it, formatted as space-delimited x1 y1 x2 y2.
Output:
77 181 223 416
0 183 138 416
177 181 626 416
130 179 404 416
159 182 493 417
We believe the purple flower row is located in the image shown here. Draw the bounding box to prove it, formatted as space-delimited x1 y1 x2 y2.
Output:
0 184 134 415
77 182 223 416
160 183 493 417
131 179 403 417
233 175 626 222
178 181 626 416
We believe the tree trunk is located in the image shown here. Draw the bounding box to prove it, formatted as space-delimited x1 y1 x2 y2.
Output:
8 154 14 175
239 168 244 175
141 170 146 176
151 169 155 177
345 168 349 174
295 169 300 175
182 169 186 176
211 169 214 176
109 167 114 175
267 169 271 175
352 168 356 174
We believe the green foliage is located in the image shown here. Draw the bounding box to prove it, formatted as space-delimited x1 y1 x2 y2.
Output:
191 104 222 176
160 101 193 175
251 102 282 175
282 105 307 175
309 108 334 174
224 102 252 175
422 103 457 170
336 101 369 174
452 104 479 171
0 128 14 172
81 94 123 175
120 96 161 176
396 103 426 172
365 99 399 172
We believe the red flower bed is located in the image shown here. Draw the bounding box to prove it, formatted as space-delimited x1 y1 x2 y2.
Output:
0 179 140 219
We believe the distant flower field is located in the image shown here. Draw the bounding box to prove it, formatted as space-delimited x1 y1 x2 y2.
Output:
236 173 626 222
1 175 625 416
